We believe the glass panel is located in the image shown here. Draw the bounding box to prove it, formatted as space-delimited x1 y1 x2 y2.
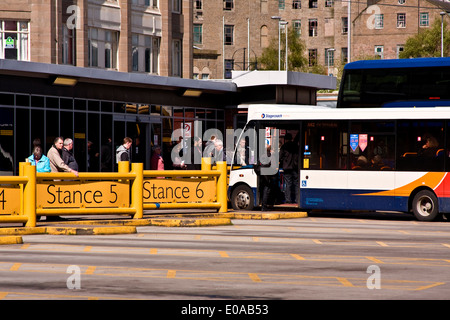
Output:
100 114 113 172
74 99 86 110
88 113 100 171
60 112 73 145
0 93 14 106
16 94 29 107
31 96 45 108
60 98 73 110
0 108 14 174
16 108 29 164
88 100 100 111
101 101 113 113
30 109 45 151
74 113 86 172
46 111 59 150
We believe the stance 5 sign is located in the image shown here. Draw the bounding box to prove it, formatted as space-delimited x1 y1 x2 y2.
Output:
143 178 216 203
37 181 129 208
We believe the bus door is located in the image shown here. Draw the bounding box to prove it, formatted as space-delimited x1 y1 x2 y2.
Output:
258 121 300 206
300 121 349 210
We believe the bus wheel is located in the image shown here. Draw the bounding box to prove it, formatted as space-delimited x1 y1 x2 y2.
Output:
231 185 255 211
412 190 439 221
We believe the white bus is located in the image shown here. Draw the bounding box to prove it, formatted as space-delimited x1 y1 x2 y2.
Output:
228 104 450 221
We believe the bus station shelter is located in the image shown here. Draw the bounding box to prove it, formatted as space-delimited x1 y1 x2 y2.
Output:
0 59 336 175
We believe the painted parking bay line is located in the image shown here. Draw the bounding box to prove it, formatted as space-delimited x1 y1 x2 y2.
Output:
0 261 444 291
8 243 450 267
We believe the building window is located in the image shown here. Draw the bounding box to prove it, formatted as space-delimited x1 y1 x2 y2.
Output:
172 39 182 77
279 0 285 10
224 59 234 79
325 48 334 67
224 25 234 45
195 0 202 9
88 28 118 69
375 14 384 29
342 17 348 34
260 25 269 48
309 19 318 37
420 12 429 27
131 34 160 74
173 0 181 13
309 0 318 8
396 45 404 58
88 28 98 67
292 0 301 9
194 24 203 44
293 20 301 36
224 0 234 10
375 45 384 59
308 49 317 66
152 37 160 74
134 0 157 6
62 24 75 65
397 13 406 28
0 21 29 61
325 0 333 7
132 34 139 71
398 0 406 4
341 47 348 64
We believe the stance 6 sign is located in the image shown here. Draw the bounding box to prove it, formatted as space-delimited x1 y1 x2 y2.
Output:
143 178 216 203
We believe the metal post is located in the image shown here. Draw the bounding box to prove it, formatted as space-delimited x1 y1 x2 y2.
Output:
216 161 228 213
201 157 212 171
19 162 29 219
278 21 281 70
271 16 281 71
441 12 446 57
131 163 143 219
23 164 36 227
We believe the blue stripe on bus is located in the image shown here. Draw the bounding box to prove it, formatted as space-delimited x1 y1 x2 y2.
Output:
382 100 450 108
344 57 450 70
300 189 409 212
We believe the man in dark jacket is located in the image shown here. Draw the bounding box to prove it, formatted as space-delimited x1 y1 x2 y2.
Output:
62 138 79 171
280 133 299 204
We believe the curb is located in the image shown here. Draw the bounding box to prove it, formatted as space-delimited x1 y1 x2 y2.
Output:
0 211 306 241
232 211 308 220
46 217 233 228
0 235 23 245
0 225 137 239
154 211 309 220
45 226 137 235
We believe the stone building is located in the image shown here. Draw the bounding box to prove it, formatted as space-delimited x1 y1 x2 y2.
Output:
0 0 193 78
193 0 450 79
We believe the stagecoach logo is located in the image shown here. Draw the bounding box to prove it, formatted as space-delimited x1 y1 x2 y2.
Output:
261 113 282 119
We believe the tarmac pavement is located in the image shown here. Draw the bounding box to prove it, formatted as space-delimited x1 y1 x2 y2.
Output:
0 205 307 245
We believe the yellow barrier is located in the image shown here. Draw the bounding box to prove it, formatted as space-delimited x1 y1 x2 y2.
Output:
0 159 228 227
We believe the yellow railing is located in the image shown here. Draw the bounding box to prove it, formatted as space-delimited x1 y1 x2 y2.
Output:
0 159 228 227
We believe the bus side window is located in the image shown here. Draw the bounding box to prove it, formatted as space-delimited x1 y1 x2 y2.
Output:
397 120 444 172
302 121 347 170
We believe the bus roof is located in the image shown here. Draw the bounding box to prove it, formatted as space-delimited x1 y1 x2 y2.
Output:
344 57 450 70
245 104 450 122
